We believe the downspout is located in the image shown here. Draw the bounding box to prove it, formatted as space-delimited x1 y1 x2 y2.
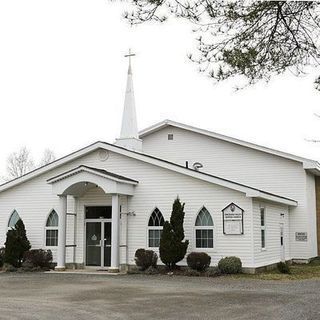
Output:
250 198 255 269
73 196 78 266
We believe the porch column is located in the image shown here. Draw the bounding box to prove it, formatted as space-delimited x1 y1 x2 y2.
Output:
55 195 67 271
110 194 120 272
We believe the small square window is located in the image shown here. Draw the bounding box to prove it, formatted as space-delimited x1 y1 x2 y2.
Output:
148 229 162 247
46 229 58 246
195 229 213 248
168 134 174 140
260 207 266 249
261 230 266 249
260 208 265 226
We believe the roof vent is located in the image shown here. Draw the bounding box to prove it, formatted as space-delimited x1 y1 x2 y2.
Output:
193 162 203 171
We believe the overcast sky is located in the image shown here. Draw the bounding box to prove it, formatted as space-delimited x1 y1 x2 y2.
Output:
0 0 320 179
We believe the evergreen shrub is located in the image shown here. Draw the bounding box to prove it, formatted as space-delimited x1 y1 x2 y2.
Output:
4 220 31 268
23 249 53 270
134 249 158 271
277 261 290 274
3 263 17 272
144 266 159 275
186 252 211 271
184 269 201 277
0 247 5 268
160 197 189 270
204 267 221 277
218 256 242 274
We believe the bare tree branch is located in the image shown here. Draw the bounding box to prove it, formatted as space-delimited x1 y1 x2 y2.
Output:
124 0 320 89
40 149 56 166
6 147 35 179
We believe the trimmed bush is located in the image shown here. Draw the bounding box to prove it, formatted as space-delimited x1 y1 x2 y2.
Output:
187 252 211 271
23 249 53 270
218 256 242 274
0 247 5 268
144 266 159 275
184 268 201 277
134 249 158 271
204 267 221 278
3 263 17 272
277 261 290 274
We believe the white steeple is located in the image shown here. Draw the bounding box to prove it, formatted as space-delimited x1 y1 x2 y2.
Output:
115 49 143 152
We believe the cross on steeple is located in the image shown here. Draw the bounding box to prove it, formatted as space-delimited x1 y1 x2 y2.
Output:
124 49 135 74
115 47 142 152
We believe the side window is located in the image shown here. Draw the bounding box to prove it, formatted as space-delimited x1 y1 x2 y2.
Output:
46 210 59 246
260 207 266 249
8 210 21 229
195 207 214 248
148 208 164 248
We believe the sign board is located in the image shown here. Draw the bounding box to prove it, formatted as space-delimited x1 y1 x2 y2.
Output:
295 232 308 242
222 203 244 235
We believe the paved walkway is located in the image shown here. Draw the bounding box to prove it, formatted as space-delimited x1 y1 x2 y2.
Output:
46 269 121 276
0 273 319 320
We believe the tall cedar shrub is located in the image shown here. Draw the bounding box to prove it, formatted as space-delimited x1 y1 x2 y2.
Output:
0 247 5 268
160 197 189 270
4 220 31 268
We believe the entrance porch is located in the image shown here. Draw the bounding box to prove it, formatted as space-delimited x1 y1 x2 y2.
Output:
47 165 138 272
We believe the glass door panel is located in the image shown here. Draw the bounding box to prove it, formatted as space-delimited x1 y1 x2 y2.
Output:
104 222 112 267
86 222 102 266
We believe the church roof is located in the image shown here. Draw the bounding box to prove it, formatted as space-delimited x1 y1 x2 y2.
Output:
0 141 297 206
139 119 320 174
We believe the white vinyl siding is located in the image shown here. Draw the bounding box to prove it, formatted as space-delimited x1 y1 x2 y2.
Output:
0 149 255 267
142 125 317 260
306 173 317 257
0 140 313 267
253 200 289 267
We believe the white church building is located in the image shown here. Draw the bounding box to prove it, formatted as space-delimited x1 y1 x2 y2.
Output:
0 57 319 273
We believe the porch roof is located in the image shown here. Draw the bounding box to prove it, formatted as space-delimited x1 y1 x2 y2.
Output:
47 165 138 185
47 165 138 196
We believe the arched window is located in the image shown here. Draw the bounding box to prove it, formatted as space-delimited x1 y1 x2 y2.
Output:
195 207 214 248
45 210 59 247
8 210 21 228
148 208 164 248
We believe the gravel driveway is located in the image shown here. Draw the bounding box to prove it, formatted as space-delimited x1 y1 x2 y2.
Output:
0 272 319 320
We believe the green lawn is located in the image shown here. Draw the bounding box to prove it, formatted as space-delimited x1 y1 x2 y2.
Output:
233 259 320 280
